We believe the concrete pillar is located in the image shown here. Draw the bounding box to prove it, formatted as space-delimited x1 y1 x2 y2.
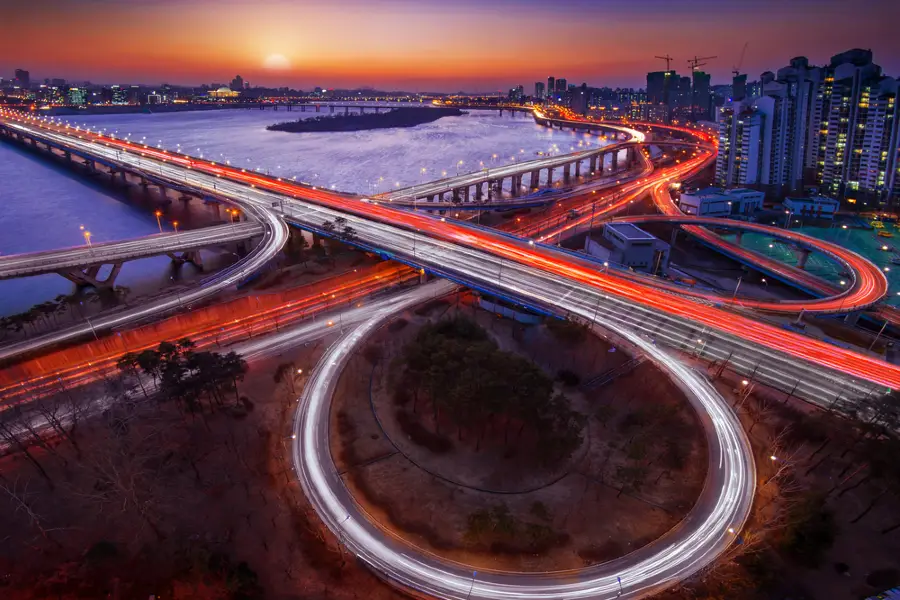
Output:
670 229 679 247
511 175 521 197
530 170 541 189
589 156 598 175
796 249 811 269
574 160 581 179
452 188 461 203
475 182 484 201
316 105 320 112
330 105 335 113
563 164 571 184
844 310 862 325
546 167 553 186
428 194 437 204
463 186 470 203
345 106 349 114
611 151 619 173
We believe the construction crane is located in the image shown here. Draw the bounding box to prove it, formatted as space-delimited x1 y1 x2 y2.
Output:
688 55 717 72
732 42 749 77
655 54 675 71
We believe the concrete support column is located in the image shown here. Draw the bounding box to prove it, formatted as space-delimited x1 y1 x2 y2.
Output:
511 175 521 197
611 151 619 173
574 160 581 179
452 188 461 204
735 231 744 245
475 182 484 201
530 170 541 189
563 164 571 184
844 310 862 325
546 167 553 186
670 229 679 247
589 156 598 175
796 249 811 269
463 185 470 203
428 194 437 204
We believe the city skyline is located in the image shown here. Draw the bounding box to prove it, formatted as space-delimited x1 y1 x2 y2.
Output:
3 0 899 92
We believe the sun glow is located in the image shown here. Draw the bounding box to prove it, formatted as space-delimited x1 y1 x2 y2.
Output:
263 54 291 70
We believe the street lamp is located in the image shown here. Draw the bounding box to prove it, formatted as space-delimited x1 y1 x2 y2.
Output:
172 220 179 233
154 210 163 233
83 230 92 248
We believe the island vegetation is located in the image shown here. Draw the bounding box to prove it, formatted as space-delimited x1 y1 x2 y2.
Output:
266 107 464 133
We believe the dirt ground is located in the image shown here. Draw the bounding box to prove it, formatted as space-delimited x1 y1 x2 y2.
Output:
330 295 707 572
0 332 405 600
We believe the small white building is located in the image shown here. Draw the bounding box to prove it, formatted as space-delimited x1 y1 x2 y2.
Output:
679 186 763 217
783 195 840 219
585 222 670 275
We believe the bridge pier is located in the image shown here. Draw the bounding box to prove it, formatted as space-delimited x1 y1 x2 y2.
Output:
462 186 470 203
452 188 461 204
589 155 598 175
530 170 541 190
58 263 123 290
611 151 619 173
511 175 522 197
735 231 744 245
574 160 581 179
563 164 571 184
844 310 862 326
167 250 204 269
796 249 811 269
546 167 553 186
475 182 484 202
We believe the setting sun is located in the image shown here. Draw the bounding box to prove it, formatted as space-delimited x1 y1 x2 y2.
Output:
262 53 290 71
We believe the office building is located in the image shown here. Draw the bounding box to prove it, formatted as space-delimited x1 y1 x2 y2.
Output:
556 78 567 94
111 85 128 104
732 74 748 102
230 75 244 92
508 85 524 102
534 81 545 100
14 69 30 88
66 87 87 105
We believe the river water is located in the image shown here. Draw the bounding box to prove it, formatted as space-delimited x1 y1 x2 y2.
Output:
0 109 606 316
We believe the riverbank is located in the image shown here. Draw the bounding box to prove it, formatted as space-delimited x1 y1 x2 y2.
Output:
267 107 464 133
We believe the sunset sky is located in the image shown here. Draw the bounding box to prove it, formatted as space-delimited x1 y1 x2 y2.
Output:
2 0 899 92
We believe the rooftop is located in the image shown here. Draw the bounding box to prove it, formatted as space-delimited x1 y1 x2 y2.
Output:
606 222 656 241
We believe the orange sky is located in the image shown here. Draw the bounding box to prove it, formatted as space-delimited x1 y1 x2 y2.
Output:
3 0 899 91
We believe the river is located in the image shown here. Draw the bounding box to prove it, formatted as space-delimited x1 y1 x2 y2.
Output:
0 109 606 316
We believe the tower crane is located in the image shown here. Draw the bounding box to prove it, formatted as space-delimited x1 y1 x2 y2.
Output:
733 42 749 77
688 55 717 71
655 54 675 71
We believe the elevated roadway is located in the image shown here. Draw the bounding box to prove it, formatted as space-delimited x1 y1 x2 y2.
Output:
0 222 263 280
2 111 896 396
293 278 754 600
607 207 887 314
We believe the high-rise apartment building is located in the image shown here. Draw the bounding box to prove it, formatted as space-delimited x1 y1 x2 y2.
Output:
691 70 712 120
556 78 567 94
534 81 545 100
230 75 244 92
716 49 900 207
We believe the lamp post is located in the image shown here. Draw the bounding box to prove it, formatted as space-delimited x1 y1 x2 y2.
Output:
154 210 163 233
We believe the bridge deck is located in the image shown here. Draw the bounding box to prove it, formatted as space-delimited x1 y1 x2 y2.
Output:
0 222 263 279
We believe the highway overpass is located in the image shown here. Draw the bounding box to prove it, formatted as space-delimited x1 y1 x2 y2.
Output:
0 222 263 287
1 110 895 403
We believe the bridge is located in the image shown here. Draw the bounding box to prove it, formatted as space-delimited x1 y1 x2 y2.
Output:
378 140 640 205
0 221 263 288
1 110 896 403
